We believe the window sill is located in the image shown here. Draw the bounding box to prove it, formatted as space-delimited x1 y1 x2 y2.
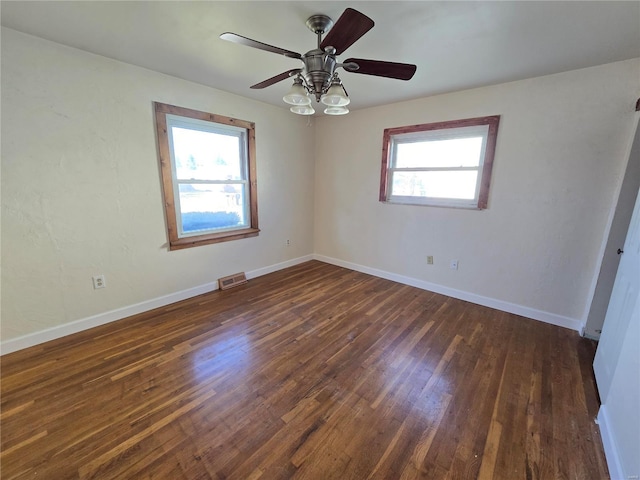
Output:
169 228 260 250
382 199 483 210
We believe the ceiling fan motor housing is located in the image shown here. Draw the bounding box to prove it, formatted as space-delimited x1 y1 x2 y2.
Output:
303 49 336 101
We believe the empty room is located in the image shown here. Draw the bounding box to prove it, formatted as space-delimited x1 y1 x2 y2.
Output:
1 1 639 479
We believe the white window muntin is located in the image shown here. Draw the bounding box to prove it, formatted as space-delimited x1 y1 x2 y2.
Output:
387 124 489 207
165 114 250 238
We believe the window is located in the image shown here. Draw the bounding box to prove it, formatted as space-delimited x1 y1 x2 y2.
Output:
380 116 500 209
154 102 258 250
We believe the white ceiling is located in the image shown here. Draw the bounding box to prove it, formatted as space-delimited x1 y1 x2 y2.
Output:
2 1 639 114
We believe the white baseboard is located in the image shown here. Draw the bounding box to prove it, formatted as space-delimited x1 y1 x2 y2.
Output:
246 254 314 279
313 254 583 332
597 405 625 480
0 255 314 355
1 253 581 355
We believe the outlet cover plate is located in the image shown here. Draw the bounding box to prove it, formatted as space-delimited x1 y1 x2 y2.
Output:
93 275 106 289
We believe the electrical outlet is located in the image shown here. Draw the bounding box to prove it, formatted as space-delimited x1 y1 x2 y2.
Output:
93 274 106 289
427 256 434 265
450 260 458 270
285 239 291 247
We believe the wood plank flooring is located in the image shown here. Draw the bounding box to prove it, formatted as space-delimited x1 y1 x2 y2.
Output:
1 261 609 479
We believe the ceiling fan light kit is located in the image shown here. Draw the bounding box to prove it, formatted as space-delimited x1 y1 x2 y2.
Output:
220 8 416 116
290 105 315 115
283 78 311 105
320 80 350 107
324 105 349 116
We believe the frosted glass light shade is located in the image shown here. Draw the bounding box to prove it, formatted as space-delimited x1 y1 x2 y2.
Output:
283 84 311 105
290 105 315 115
321 84 350 106
324 106 349 115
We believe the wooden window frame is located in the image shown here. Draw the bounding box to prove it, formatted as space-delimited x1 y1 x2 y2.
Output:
380 115 500 209
154 102 259 250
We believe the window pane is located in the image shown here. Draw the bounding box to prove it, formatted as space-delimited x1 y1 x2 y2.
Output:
178 183 246 233
395 137 483 168
156 103 258 249
172 127 242 181
391 170 478 199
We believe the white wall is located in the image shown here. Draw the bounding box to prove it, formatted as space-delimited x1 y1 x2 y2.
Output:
314 58 640 328
1 28 315 345
2 25 639 351
584 114 640 338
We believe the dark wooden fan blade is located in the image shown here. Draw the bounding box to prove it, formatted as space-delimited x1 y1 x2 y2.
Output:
319 8 374 55
220 32 302 59
343 58 417 80
250 69 302 89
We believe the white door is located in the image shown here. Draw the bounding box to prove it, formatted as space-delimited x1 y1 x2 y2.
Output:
594 186 640 401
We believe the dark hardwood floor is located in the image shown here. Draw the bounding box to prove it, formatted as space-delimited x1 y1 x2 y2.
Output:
1 261 609 479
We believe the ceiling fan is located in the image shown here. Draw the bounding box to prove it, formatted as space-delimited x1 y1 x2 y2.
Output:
220 8 417 115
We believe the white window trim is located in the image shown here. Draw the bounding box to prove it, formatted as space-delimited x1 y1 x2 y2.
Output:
165 114 250 238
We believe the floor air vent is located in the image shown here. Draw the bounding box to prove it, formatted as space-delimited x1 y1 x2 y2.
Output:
218 272 248 290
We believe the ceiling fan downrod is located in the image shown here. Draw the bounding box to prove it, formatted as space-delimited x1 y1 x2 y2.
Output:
305 14 334 48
